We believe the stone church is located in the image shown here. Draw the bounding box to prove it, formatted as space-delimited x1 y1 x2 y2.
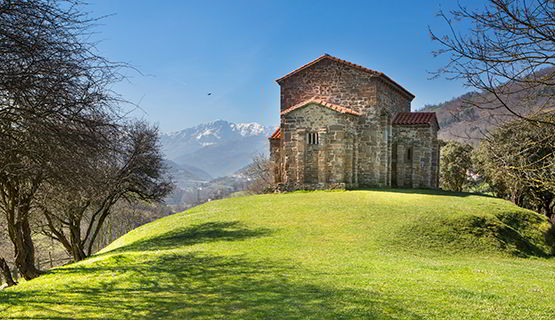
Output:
269 54 440 190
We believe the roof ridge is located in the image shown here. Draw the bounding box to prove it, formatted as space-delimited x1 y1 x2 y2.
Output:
275 54 415 99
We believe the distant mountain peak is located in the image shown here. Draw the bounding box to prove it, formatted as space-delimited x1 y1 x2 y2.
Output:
164 120 268 139
231 122 265 137
160 120 275 177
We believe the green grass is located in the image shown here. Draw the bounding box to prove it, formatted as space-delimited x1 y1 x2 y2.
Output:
1 189 554 319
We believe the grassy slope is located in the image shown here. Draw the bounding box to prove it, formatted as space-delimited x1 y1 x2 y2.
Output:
1 190 554 319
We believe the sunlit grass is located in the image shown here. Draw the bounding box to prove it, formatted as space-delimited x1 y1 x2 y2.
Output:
1 189 554 319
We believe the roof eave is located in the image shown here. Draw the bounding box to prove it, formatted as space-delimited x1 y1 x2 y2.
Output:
377 74 415 100
280 97 362 117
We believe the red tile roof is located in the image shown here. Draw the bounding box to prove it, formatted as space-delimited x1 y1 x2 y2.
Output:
276 54 415 99
269 127 281 140
281 97 362 116
392 112 438 127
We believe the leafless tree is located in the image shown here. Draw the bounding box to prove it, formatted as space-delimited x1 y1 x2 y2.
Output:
430 1 555 221
89 201 173 254
430 0 555 126
244 154 274 194
0 0 123 279
38 122 172 262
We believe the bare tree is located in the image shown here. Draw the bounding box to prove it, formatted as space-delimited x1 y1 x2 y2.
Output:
430 1 555 221
430 0 555 126
89 201 174 254
244 154 274 194
0 0 123 279
39 122 172 261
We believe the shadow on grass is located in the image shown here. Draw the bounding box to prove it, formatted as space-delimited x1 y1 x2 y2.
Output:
396 213 553 258
467 215 551 258
106 221 272 254
355 187 493 198
0 252 425 319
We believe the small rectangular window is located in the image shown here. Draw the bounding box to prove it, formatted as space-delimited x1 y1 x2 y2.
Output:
307 132 319 145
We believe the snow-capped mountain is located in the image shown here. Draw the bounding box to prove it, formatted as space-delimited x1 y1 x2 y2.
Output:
160 120 274 178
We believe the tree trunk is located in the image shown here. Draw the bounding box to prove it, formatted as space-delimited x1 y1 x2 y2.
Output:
1 176 43 281
42 209 88 262
511 190 524 208
544 196 554 222
9 217 41 280
0 257 17 287
69 222 87 261
70 237 87 262
70 244 87 262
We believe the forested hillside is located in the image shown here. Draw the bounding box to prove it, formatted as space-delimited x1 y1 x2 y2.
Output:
420 67 555 143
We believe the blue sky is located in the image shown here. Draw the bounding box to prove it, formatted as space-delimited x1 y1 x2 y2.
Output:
87 0 482 132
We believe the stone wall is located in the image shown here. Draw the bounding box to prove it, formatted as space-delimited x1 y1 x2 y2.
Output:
279 104 358 189
375 79 412 115
269 138 282 182
355 108 392 187
279 59 412 116
392 124 439 188
271 56 439 191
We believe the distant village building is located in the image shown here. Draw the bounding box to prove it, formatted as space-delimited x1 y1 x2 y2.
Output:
269 54 439 190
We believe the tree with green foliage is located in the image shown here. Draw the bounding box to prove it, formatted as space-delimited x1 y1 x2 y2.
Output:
440 141 473 192
474 113 555 221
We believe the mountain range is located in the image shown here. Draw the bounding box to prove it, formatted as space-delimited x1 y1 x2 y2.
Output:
160 120 275 183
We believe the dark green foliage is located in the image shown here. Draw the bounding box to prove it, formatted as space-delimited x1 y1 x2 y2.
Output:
440 141 473 192
472 114 555 221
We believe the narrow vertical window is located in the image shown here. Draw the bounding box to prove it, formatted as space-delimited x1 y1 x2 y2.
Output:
407 147 412 161
307 132 319 145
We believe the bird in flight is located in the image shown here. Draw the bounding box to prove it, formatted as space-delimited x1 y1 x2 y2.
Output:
207 92 212 96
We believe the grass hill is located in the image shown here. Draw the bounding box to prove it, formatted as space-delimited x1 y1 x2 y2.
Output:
1 190 554 319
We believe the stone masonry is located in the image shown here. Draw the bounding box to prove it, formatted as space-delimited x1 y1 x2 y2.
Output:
270 54 439 190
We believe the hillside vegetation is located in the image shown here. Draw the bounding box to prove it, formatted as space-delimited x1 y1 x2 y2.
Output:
420 67 555 144
1 190 554 319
